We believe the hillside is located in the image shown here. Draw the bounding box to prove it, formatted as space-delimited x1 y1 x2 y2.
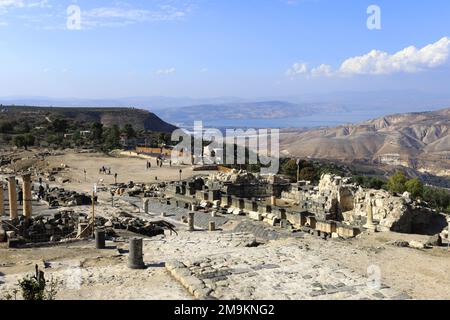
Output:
280 108 450 176
0 106 177 132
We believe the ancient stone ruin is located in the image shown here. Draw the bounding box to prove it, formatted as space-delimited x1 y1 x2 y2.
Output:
161 170 448 241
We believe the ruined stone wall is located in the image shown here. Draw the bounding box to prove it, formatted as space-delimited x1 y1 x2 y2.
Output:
348 188 447 234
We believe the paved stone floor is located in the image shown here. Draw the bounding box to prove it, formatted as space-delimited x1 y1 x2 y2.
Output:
147 231 409 300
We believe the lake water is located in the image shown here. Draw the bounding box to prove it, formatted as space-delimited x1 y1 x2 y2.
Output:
198 109 388 129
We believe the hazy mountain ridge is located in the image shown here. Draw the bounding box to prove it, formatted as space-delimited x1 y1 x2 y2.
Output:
280 108 450 164
0 106 177 133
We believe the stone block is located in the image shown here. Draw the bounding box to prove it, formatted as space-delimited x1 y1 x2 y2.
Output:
316 220 336 234
249 211 263 221
336 225 359 238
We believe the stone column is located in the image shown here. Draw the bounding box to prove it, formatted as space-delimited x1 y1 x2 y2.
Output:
0 182 4 216
128 237 146 269
271 196 277 206
22 174 32 220
209 221 216 232
188 212 195 232
364 197 376 231
7 176 18 220
95 229 106 249
143 198 149 214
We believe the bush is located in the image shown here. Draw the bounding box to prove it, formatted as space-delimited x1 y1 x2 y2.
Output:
405 178 424 199
387 171 408 195
353 176 386 190
3 266 59 301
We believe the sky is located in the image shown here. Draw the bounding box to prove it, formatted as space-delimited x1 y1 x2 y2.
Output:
0 0 449 99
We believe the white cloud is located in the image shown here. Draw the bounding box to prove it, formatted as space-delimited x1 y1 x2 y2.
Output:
340 37 450 75
285 62 308 77
81 3 191 28
156 67 176 75
0 0 49 9
287 37 450 78
311 64 332 77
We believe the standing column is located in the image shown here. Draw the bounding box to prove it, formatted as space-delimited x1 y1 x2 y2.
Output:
0 182 4 216
95 229 106 249
7 176 18 220
143 198 149 214
128 237 146 269
364 196 376 231
188 212 195 232
22 174 32 220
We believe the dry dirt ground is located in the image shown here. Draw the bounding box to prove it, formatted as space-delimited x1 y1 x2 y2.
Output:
1 150 450 300
1 226 449 300
45 151 204 193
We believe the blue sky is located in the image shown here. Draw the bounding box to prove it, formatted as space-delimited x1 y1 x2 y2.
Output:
0 0 449 98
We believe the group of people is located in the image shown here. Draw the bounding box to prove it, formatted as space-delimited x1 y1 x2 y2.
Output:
99 166 112 175
147 158 166 169
155 158 172 168
97 167 118 184
12 177 47 207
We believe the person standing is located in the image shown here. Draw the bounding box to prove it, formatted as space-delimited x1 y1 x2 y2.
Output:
18 188 23 206
38 185 45 200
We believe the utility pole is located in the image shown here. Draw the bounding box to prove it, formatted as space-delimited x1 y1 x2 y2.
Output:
92 184 97 237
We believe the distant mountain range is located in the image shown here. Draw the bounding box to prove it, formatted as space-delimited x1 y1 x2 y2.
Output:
0 106 176 133
4 91 450 129
280 108 450 177
0 96 247 110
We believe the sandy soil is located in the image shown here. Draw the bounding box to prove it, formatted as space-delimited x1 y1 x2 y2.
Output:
46 151 207 193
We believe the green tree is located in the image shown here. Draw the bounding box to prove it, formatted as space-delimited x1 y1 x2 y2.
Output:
353 176 386 190
12 135 26 148
0 121 14 133
281 159 298 178
123 123 136 139
405 178 424 199
91 122 104 143
104 125 121 150
24 133 35 147
299 166 316 181
51 118 68 133
12 134 35 150
387 171 408 195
